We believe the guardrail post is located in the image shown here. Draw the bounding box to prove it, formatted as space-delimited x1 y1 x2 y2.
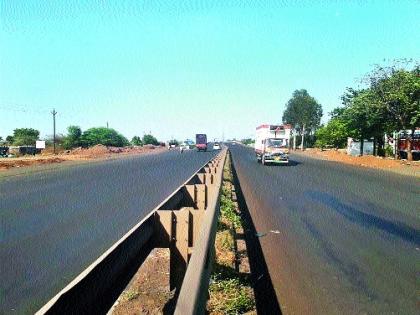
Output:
198 173 206 184
170 207 191 290
195 184 206 210
190 209 204 250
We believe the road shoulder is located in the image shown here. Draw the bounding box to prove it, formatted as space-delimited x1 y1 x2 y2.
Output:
0 146 166 180
294 149 419 178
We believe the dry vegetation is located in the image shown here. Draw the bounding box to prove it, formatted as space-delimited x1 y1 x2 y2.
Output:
207 154 256 315
111 248 174 315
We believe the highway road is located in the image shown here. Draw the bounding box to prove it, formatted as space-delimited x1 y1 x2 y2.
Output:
0 148 217 314
229 144 420 315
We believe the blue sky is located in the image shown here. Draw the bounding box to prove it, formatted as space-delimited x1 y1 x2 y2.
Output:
1 1 419 141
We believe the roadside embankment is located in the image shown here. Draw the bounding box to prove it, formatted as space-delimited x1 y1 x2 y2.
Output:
0 144 165 171
296 148 419 177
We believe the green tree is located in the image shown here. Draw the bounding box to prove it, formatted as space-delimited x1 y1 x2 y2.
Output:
63 126 82 149
11 128 40 146
6 135 14 144
341 89 386 156
367 63 420 160
131 136 143 146
142 134 159 145
282 89 323 150
241 138 254 145
329 107 346 119
81 127 129 147
315 118 349 149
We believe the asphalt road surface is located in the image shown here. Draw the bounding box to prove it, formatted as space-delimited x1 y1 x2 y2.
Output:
0 148 217 314
229 144 419 315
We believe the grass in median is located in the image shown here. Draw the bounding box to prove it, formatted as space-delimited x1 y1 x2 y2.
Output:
207 153 255 315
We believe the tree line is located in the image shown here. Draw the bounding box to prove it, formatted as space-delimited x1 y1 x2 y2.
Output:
1 126 160 150
282 60 419 161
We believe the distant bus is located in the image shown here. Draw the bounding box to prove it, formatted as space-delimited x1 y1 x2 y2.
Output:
195 134 207 152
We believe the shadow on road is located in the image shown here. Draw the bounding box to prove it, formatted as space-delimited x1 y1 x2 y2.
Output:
262 160 301 167
231 157 283 315
306 190 420 246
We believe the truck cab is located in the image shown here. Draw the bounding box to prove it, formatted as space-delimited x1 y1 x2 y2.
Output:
195 134 207 152
255 125 291 165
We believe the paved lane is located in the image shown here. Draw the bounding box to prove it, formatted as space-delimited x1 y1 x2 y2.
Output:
229 144 420 315
0 149 217 314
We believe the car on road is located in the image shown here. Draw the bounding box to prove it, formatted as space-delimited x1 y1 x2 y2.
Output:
179 142 190 151
213 142 221 150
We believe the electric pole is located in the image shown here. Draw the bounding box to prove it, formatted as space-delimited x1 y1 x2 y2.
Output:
51 109 57 154
106 121 109 129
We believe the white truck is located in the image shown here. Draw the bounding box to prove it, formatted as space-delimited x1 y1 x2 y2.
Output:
255 124 291 165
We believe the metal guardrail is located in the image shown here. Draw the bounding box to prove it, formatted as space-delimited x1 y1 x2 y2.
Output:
174 152 225 315
36 149 227 315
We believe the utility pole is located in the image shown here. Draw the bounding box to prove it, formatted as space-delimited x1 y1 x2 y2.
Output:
106 121 109 129
51 109 57 154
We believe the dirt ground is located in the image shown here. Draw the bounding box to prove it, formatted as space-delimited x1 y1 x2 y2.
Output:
0 145 165 171
111 248 174 315
298 148 420 177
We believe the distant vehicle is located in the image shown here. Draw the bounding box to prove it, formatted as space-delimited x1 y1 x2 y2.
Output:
185 139 195 149
0 146 9 157
398 130 420 160
255 124 291 165
196 134 207 152
179 142 191 151
168 140 178 150
213 142 221 150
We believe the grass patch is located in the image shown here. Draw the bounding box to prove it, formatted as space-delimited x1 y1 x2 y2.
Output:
208 153 255 314
208 277 255 314
220 195 242 229
123 289 139 301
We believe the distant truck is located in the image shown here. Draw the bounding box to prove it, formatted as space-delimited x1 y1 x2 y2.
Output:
167 140 178 150
398 130 420 160
255 124 291 165
0 146 9 157
196 134 208 152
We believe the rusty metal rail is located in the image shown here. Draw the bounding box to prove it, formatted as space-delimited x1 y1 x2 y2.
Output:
36 149 227 315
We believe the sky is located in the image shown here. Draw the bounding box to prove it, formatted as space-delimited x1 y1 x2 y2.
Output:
1 1 419 142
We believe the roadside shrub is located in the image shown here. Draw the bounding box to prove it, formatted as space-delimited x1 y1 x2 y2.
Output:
315 119 348 149
384 144 394 157
131 136 143 146
11 128 39 146
63 126 82 149
142 134 159 145
81 127 130 147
